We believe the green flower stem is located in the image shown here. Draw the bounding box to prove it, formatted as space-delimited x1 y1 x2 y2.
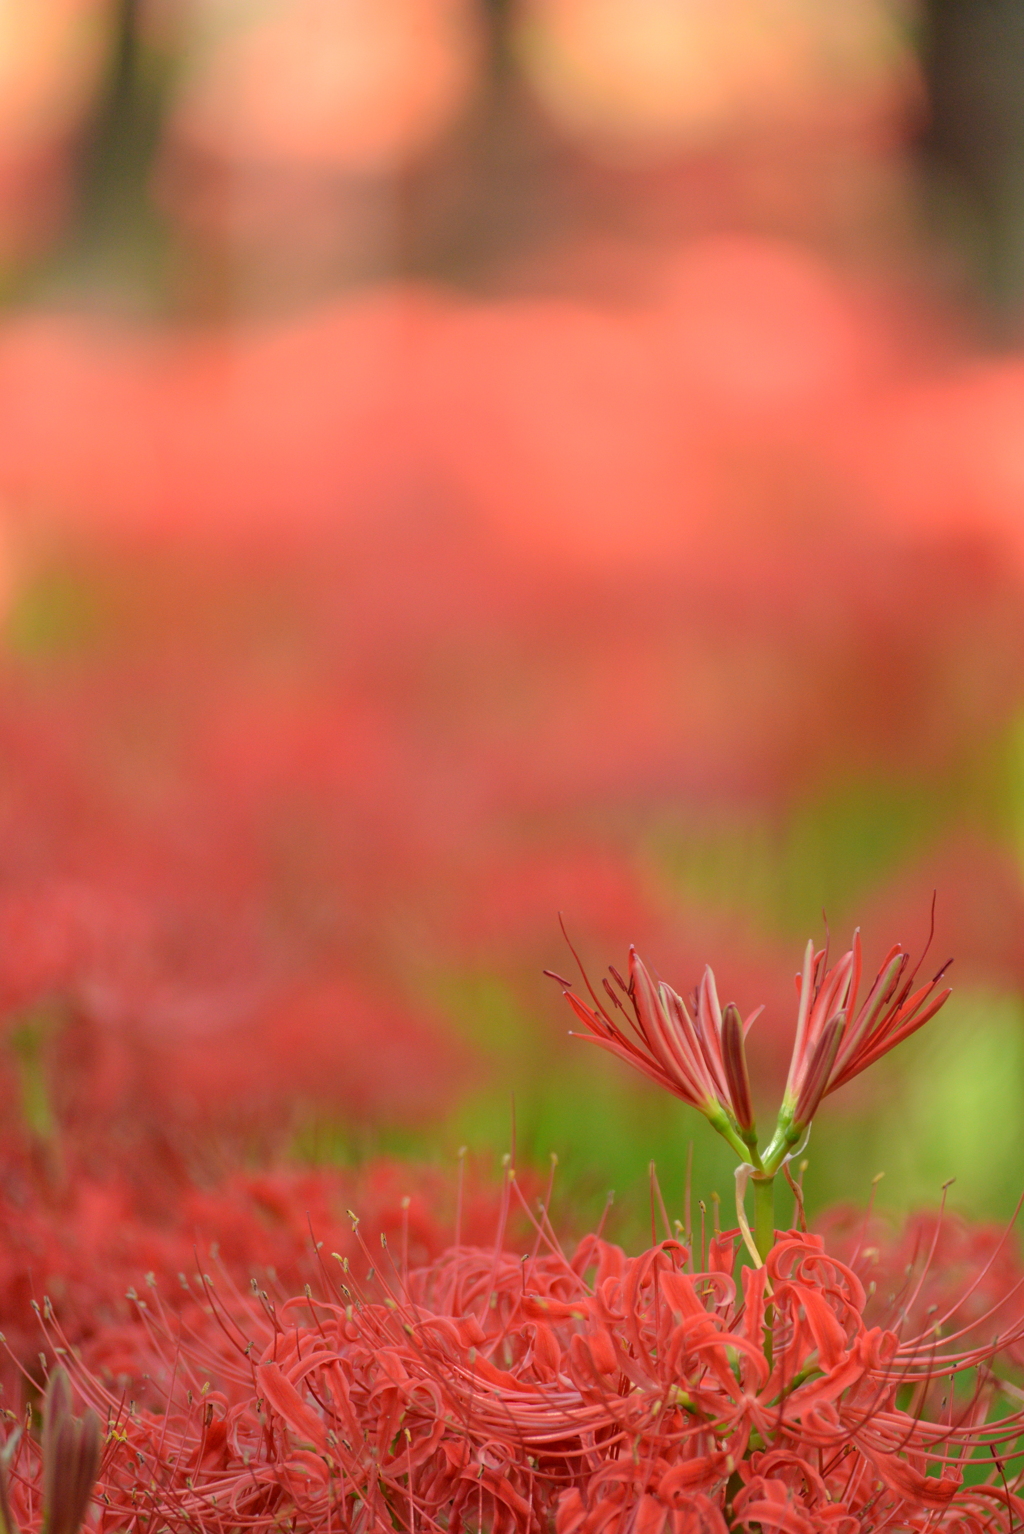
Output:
752 1172 776 1369
753 1173 775 1265
707 1105 761 1167
761 1113 804 1178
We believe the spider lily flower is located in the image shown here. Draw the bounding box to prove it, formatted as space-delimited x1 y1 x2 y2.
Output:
553 923 951 1196
34 1217 1024 1534
762 929 952 1171
548 947 764 1161
554 920 956 1270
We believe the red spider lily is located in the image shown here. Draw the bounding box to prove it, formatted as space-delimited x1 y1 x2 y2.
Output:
0 1154 540 1404
15 1205 1024 1534
553 927 951 1180
547 945 764 1158
767 929 952 1161
820 1202 1024 1381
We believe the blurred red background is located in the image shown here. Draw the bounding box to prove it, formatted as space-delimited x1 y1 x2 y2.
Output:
0 0 1020 1240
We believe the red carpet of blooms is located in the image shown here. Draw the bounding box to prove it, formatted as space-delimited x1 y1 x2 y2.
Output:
5 1185 1024 1533
4 928 1024 1533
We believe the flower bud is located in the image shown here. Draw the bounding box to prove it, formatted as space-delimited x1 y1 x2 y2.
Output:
721 1002 755 1137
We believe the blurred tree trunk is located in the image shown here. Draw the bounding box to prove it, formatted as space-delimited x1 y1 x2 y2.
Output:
919 0 1024 326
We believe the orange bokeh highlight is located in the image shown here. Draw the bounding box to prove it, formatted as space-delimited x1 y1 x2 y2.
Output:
0 0 109 152
0 0 113 260
514 0 919 156
166 0 484 173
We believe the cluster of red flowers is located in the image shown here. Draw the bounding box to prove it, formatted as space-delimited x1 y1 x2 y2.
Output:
1 928 1023 1533
5 1185 1024 1533
0 1154 534 1399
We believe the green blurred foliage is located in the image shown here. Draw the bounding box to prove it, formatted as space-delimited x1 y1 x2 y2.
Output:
5 566 108 659
807 989 1024 1223
648 749 1015 944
